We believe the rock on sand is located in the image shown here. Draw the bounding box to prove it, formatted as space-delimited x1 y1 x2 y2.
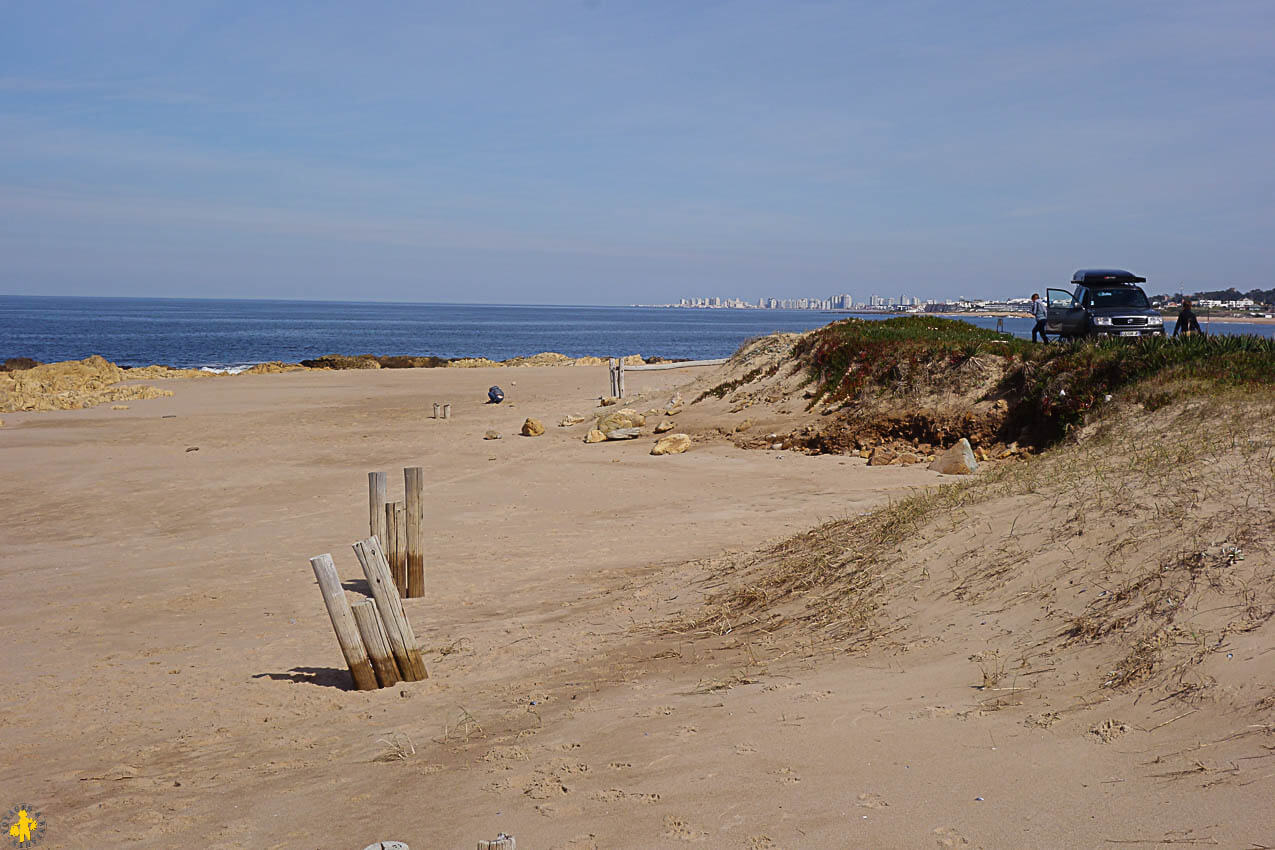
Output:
651 433 692 455
584 429 606 443
929 438 978 475
521 418 546 437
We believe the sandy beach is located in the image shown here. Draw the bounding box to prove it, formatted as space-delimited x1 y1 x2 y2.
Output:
1 358 1272 849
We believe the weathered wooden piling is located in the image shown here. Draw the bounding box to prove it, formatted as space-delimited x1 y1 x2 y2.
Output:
384 501 407 596
351 599 401 688
351 536 428 681
404 466 425 598
433 402 441 418
309 554 378 691
442 403 452 419
616 358 626 398
477 836 515 850
368 471 387 549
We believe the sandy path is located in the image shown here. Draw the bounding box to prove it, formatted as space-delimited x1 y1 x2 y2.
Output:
0 365 941 848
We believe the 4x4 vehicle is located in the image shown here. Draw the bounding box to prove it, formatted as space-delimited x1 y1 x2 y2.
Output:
1045 269 1165 340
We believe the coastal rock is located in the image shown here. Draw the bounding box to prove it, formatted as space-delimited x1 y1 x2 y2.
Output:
598 396 620 407
929 438 978 475
868 446 897 466
654 420 675 434
858 448 871 459
584 429 607 443
502 352 572 367
448 357 500 368
0 355 194 413
521 418 546 437
620 354 646 366
668 392 683 407
597 408 645 434
644 408 661 417
974 447 990 462
651 433 692 455
559 414 587 427
484 430 502 440
604 427 641 440
573 356 608 366
734 418 754 433
1 357 41 372
299 354 381 369
665 406 683 416
897 452 920 465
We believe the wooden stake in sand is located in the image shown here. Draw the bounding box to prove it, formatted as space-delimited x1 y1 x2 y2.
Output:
477 836 515 850
309 554 378 691
352 536 428 681
368 471 387 549
616 358 625 398
608 358 618 397
351 599 401 688
384 501 407 596
404 466 425 598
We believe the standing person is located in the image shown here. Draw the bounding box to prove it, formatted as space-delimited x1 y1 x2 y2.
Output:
1029 293 1049 342
1173 298 1203 337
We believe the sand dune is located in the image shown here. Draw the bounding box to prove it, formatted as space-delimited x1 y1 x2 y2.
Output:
0 344 1270 849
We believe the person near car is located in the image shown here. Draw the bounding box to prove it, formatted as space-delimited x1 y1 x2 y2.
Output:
1029 293 1049 342
1173 298 1203 337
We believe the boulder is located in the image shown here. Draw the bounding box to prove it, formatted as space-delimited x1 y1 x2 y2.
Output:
559 414 587 427
929 438 978 475
651 433 692 455
484 430 502 440
584 429 607 443
644 408 661 417
596 408 645 435
520 418 546 437
734 418 755 433
604 427 642 440
665 406 683 416
868 446 897 466
897 452 920 465
598 396 620 407
654 420 675 434
858 448 871 459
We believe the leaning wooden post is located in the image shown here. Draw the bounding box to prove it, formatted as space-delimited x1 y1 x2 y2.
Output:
309 554 378 691
352 537 428 681
368 471 387 548
404 466 425 598
352 599 401 688
617 358 626 398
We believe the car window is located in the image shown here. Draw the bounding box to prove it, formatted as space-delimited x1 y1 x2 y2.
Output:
1046 289 1075 307
1090 288 1150 309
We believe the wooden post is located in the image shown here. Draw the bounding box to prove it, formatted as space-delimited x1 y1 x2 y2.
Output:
352 599 401 687
617 358 626 398
309 554 378 691
404 466 425 598
351 537 428 681
433 402 441 419
368 471 387 549
385 501 407 596
478 836 515 850
443 403 451 419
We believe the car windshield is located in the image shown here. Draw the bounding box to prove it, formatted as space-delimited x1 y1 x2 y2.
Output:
1087 288 1149 309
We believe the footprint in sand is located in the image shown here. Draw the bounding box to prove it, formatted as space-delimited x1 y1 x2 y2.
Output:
676 725 698 739
770 766 801 783
607 761 633 770
745 837 776 849
589 788 661 804
856 792 889 809
734 743 758 755
934 826 982 848
662 814 708 842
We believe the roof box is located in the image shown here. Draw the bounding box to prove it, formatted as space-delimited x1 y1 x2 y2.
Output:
1072 269 1146 285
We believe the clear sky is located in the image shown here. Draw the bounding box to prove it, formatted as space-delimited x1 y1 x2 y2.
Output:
1 1 1272 304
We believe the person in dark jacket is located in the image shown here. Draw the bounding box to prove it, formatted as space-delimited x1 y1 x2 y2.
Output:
1173 298 1203 337
1029 293 1049 342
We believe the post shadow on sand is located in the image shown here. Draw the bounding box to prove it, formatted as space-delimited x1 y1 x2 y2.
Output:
252 667 353 690
340 577 372 595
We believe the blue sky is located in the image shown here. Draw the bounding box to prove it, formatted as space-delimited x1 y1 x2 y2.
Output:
1 1 1272 304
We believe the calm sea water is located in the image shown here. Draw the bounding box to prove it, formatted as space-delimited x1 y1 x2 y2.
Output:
1 296 1270 371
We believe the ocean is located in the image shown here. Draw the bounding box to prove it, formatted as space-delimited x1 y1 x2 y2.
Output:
1 296 1271 372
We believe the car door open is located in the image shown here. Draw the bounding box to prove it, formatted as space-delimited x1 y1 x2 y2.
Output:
1045 288 1079 335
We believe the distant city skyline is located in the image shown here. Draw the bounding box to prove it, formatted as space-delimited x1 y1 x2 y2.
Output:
2 2 1273 304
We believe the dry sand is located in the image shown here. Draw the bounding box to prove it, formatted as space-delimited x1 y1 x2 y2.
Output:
0 363 1271 849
